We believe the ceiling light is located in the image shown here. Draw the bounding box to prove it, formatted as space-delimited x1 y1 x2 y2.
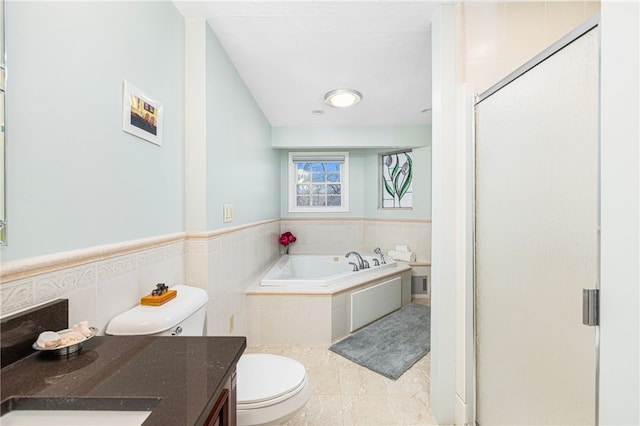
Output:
324 89 362 108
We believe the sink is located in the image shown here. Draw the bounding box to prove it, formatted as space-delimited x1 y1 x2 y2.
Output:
1 409 151 425
0 397 160 426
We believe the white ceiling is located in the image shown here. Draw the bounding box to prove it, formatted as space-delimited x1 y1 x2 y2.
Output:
173 1 441 127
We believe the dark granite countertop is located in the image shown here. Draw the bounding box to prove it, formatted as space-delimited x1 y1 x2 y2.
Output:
0 335 246 425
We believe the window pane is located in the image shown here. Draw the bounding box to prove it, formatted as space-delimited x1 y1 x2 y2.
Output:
327 196 341 206
297 196 310 206
311 162 327 173
296 184 310 195
327 173 340 182
312 172 326 182
327 184 341 195
326 163 340 172
312 185 326 195
296 164 311 183
312 195 326 206
297 172 311 183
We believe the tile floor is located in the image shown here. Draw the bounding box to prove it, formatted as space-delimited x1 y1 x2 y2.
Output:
244 299 438 426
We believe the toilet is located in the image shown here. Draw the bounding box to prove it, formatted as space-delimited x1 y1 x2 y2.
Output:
236 353 311 426
105 284 311 426
106 285 209 336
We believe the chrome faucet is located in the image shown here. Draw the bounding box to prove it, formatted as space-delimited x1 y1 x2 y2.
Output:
374 247 386 264
345 251 367 270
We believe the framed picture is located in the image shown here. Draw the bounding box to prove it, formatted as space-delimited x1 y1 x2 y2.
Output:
122 80 163 146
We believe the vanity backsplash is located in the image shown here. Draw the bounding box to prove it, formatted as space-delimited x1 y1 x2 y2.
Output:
1 299 68 368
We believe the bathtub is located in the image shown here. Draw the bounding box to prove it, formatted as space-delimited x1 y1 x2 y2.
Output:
260 254 397 287
247 254 412 345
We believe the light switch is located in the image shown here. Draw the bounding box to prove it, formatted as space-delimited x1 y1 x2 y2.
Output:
223 204 233 223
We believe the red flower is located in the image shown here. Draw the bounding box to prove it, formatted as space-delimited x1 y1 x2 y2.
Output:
279 231 296 247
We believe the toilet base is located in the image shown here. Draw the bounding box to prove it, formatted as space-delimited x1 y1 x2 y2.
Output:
237 375 311 426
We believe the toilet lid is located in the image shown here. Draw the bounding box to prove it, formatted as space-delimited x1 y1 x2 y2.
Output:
236 354 307 405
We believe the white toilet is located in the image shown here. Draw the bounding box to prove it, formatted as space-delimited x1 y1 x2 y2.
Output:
236 353 311 426
105 284 311 426
106 285 209 336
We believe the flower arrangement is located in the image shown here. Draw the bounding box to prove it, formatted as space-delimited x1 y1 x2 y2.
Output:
279 231 297 255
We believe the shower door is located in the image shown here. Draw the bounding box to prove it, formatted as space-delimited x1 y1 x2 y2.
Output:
474 22 599 425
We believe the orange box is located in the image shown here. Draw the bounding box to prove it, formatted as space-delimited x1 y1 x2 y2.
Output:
140 289 177 306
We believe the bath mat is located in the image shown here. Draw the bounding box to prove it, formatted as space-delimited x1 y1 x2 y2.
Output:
329 303 430 380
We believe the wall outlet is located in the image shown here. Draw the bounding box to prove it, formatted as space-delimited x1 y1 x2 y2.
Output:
229 314 234 333
223 204 233 223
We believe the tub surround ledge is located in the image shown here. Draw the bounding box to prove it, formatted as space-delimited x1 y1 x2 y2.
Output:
246 262 411 296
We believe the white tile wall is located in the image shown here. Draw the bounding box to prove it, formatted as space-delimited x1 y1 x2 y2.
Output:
280 218 431 263
1 218 429 343
279 219 364 255
247 294 332 345
462 1 601 94
193 220 282 337
363 220 431 263
1 239 186 334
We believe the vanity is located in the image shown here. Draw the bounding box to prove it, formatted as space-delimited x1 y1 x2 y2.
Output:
0 302 246 425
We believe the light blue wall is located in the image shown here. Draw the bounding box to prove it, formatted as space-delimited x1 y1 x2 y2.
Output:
3 2 430 262
278 126 431 220
272 125 430 149
205 25 279 227
3 1 185 262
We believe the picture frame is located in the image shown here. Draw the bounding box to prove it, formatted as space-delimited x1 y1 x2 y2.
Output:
122 80 163 146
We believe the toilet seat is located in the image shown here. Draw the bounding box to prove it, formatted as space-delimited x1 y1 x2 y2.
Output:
236 354 311 426
237 354 307 408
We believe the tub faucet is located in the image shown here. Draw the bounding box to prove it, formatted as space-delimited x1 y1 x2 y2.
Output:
374 247 386 264
345 251 366 270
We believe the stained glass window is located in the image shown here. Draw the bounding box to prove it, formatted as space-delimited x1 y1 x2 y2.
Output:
381 150 413 208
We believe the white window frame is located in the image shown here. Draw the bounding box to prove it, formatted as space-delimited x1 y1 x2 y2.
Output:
288 151 349 213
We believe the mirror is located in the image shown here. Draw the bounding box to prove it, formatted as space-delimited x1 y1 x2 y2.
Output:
0 0 5 245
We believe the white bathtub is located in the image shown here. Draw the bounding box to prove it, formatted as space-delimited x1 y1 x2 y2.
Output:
260 254 397 287
248 255 412 344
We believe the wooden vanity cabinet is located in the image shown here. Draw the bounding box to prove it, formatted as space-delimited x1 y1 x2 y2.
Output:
205 368 237 426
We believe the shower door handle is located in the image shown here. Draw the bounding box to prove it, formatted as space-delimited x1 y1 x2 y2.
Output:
582 289 599 326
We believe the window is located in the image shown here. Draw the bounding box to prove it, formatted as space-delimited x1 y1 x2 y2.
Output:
380 150 413 209
288 152 349 212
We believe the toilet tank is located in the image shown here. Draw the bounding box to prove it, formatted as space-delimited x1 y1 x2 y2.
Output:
106 285 209 337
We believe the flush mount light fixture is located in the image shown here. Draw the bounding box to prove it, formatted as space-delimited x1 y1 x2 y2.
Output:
324 89 362 108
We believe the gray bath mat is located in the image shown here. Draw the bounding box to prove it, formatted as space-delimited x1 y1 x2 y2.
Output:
329 303 431 380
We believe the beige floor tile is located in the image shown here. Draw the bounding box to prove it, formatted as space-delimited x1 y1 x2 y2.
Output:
284 394 344 426
341 393 398 425
307 366 341 396
246 300 435 426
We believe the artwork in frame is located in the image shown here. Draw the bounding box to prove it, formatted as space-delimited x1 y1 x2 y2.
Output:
122 80 163 146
